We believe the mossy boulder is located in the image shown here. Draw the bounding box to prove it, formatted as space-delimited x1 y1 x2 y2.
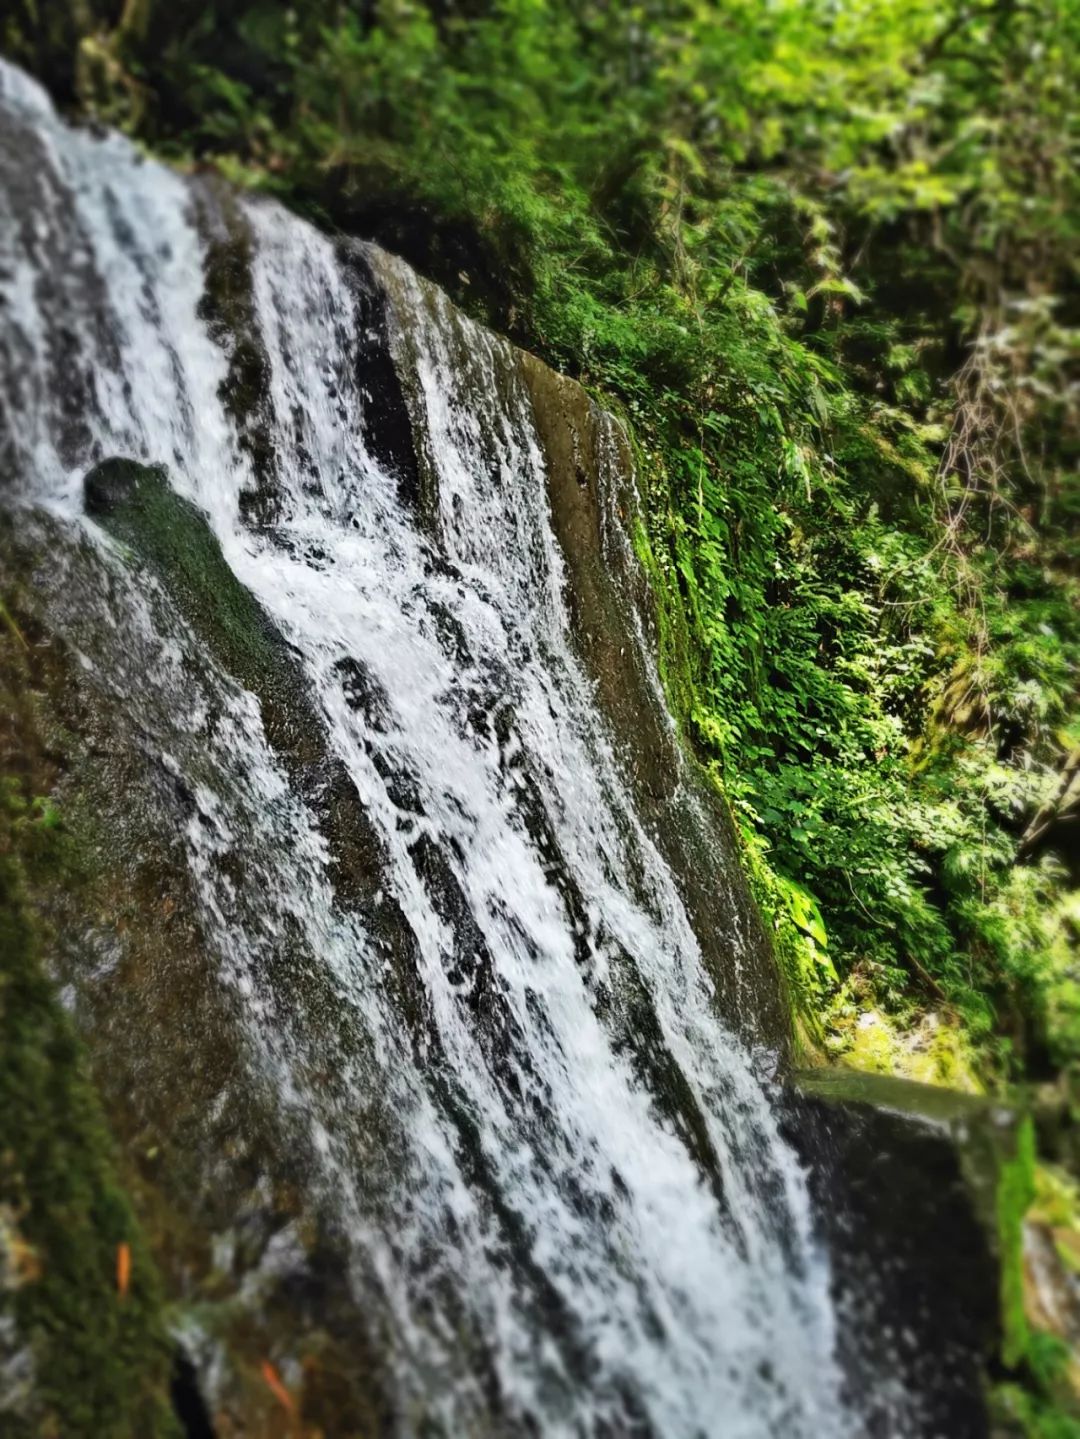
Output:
82 455 425 986
84 456 296 702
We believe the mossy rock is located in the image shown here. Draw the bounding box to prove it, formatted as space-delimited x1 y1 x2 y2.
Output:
84 456 294 701
514 351 792 1053
82 455 427 1001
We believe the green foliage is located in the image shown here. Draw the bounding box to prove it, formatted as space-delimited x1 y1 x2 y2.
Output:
1000 1114 1038 1369
6 0 1079 1080
995 1379 1080 1439
992 1133 1080 1438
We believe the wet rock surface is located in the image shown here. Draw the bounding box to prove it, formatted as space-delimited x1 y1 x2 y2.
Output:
518 350 790 1052
0 512 400 1436
785 1069 1025 1437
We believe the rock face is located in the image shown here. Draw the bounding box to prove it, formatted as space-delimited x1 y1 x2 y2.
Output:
514 351 790 1047
786 1069 1030 1436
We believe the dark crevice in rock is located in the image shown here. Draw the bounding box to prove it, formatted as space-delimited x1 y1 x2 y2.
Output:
170 1354 216 1439
191 181 282 529
338 241 422 510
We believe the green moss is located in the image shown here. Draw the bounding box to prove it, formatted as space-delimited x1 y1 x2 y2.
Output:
609 432 825 1037
990 1115 1080 1436
84 457 286 698
990 1157 1080 1436
1000 1113 1038 1370
84 457 335 840
0 779 179 1437
993 1382 1080 1439
623 470 696 731
83 458 340 803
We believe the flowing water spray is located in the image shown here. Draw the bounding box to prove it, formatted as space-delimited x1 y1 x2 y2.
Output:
0 61 852 1436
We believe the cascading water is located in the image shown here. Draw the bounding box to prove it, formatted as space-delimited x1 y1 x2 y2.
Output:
0 60 855 1436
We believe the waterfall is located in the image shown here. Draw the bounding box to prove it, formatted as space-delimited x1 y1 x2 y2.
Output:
0 60 853 1436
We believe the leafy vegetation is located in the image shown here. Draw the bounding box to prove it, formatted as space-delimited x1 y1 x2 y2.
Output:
6 0 1077 1082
